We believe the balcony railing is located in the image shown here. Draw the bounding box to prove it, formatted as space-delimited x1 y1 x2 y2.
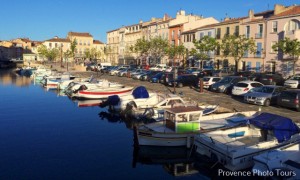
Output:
255 33 263 39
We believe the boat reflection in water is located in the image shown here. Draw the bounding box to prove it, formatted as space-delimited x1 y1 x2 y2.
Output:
98 111 156 129
0 70 31 87
76 99 102 107
132 146 204 177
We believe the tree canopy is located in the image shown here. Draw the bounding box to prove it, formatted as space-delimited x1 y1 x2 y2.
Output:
272 37 300 75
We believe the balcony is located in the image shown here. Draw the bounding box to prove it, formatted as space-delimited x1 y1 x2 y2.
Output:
255 33 263 39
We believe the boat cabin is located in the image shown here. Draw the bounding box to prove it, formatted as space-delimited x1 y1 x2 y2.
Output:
164 106 203 133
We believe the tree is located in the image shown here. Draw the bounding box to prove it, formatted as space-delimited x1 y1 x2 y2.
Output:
148 36 169 64
220 35 256 72
131 37 150 57
70 39 77 62
193 36 219 68
272 37 300 75
37 45 48 61
37 44 59 62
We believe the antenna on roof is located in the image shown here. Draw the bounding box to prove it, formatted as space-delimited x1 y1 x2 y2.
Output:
267 3 270 10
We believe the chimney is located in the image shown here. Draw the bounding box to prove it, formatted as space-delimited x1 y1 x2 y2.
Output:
249 10 254 19
139 20 143 24
54 36 58 39
224 17 230 21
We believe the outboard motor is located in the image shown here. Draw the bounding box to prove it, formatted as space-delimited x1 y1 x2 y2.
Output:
99 95 120 108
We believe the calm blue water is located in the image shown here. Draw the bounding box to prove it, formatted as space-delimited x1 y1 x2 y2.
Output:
0 71 208 180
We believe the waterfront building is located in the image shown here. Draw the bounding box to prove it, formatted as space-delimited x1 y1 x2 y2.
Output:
106 28 120 65
265 4 300 76
67 32 94 61
240 10 274 72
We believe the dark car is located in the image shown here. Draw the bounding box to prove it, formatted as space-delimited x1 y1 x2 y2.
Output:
244 85 286 106
234 71 255 78
277 89 300 111
160 72 174 85
249 73 285 86
142 71 160 81
211 76 247 94
169 75 198 88
149 72 163 83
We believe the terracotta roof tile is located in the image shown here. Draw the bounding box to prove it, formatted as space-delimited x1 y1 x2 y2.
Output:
93 40 104 44
68 32 93 37
272 5 300 17
45 38 70 43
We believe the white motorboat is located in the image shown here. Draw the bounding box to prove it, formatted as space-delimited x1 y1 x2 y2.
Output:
252 142 300 179
45 73 75 89
194 113 300 171
72 86 134 99
134 106 258 148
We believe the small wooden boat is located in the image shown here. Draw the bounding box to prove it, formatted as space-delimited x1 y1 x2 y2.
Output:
194 113 300 171
134 106 258 148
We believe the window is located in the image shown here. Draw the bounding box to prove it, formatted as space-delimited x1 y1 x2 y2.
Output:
271 41 277 53
200 32 204 39
272 21 278 32
216 28 221 39
49 43 52 47
208 31 212 37
245 26 250 38
256 43 262 57
55 43 57 48
172 30 175 39
284 20 300 34
192 34 195 41
226 27 230 35
235 26 239 36
256 24 263 38
178 30 181 38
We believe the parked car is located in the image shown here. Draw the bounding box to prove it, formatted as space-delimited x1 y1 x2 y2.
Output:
277 89 300 111
249 73 285 85
149 72 163 83
110 67 127 76
211 76 247 94
231 80 263 96
284 75 300 89
141 71 160 81
160 72 174 85
234 71 255 78
212 68 234 77
201 76 222 89
244 85 286 106
169 74 198 88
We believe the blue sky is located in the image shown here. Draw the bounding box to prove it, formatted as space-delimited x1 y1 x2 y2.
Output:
0 0 297 42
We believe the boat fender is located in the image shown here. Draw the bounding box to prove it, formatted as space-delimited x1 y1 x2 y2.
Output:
127 101 137 109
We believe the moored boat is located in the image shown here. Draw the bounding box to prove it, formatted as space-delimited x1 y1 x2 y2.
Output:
134 106 258 148
252 142 300 179
194 113 300 171
72 86 134 99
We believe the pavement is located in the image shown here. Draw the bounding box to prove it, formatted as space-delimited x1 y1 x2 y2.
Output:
62 69 300 123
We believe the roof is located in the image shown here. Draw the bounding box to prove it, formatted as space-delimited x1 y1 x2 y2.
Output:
215 17 247 26
168 23 184 28
45 38 70 43
272 5 300 18
165 106 202 114
93 40 104 44
68 32 93 37
107 28 120 33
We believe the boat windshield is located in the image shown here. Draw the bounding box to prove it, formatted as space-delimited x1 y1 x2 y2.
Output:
291 76 300 80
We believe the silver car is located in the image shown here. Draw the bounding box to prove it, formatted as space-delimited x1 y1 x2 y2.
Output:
244 85 286 106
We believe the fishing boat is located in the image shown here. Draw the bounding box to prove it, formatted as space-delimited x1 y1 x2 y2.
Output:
252 142 300 179
194 113 300 171
134 106 258 148
15 66 36 77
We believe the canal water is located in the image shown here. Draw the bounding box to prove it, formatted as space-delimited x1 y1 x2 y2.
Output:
0 70 212 179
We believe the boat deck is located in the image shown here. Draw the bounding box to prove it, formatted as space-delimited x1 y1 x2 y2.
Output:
142 121 175 133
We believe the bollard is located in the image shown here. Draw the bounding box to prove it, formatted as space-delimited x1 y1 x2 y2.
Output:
199 78 204 93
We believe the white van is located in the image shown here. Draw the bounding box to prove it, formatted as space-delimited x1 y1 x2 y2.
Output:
96 62 112 71
149 64 167 71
